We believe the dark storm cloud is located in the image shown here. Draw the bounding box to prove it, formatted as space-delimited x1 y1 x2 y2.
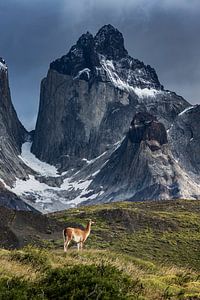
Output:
0 0 200 129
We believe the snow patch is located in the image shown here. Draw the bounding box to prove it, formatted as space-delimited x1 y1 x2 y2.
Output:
92 169 100 176
0 178 10 189
133 87 159 98
11 173 95 212
74 68 90 80
0 61 7 71
100 57 160 98
178 106 194 116
12 175 59 195
19 142 59 177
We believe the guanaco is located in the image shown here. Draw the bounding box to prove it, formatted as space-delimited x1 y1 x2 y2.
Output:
63 219 94 252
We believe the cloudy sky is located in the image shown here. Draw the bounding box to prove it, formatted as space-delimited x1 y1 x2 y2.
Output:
0 0 200 130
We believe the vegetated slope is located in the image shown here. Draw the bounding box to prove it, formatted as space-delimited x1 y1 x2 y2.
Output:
1 200 200 270
0 206 64 249
0 199 200 299
51 199 200 271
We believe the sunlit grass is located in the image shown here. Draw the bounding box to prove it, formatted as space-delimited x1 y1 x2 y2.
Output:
1 199 200 299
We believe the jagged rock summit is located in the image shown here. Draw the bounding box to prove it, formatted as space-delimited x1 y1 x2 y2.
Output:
49 24 162 89
95 24 128 59
32 24 189 169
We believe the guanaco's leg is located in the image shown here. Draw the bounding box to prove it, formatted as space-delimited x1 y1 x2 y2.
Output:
80 242 83 251
64 238 68 252
64 238 71 252
77 242 80 251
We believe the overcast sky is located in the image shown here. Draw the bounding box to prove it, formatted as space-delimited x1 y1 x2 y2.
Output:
0 0 200 130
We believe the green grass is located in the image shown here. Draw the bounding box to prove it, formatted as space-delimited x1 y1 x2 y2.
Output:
0 247 200 299
51 200 200 270
1 199 200 299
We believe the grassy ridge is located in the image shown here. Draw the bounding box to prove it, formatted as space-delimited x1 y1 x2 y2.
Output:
51 200 200 270
0 199 200 299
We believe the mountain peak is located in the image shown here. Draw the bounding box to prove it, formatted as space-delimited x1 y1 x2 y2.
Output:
94 24 128 60
76 31 94 48
96 24 117 34
0 57 7 71
49 24 161 88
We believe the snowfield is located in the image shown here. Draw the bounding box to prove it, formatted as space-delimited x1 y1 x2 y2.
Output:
10 142 100 213
19 142 59 177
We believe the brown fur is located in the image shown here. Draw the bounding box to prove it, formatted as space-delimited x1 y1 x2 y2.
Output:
63 220 94 252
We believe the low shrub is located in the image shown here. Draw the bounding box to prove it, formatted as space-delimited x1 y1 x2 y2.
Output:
0 264 140 299
39 264 140 299
10 246 50 271
0 276 30 300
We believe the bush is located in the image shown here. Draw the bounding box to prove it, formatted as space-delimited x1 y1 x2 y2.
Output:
0 264 140 299
0 276 30 300
39 264 139 299
10 246 50 271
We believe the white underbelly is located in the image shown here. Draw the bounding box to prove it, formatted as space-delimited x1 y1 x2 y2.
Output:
73 235 82 243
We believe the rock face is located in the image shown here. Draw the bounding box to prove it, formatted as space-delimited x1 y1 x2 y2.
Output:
169 105 200 174
32 24 189 168
82 112 200 204
0 181 35 211
129 112 167 147
0 58 27 150
0 58 31 189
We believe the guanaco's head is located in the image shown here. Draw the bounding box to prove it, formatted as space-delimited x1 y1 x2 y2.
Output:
88 219 95 225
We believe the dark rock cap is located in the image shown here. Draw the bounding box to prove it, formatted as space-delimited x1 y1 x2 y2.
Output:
50 24 129 76
129 112 168 147
94 24 128 60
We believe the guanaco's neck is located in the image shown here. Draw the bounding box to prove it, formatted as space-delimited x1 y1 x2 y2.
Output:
85 222 91 235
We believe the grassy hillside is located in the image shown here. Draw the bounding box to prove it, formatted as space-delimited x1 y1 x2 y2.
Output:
51 200 200 270
0 200 200 299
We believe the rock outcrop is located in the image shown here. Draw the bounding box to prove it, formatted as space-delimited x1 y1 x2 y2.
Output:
81 112 200 204
0 58 31 186
169 105 200 174
32 25 189 169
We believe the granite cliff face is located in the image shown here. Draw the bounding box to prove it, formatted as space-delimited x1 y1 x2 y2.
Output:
0 58 30 185
169 105 200 175
32 25 189 169
0 58 35 210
